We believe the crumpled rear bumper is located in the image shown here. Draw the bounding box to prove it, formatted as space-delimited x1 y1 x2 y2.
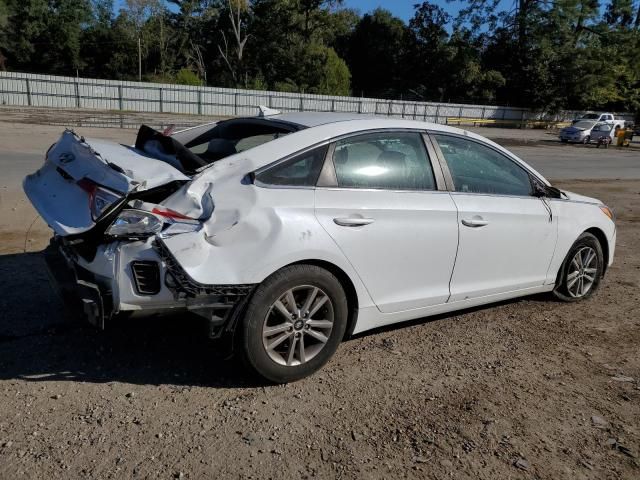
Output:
43 240 113 329
44 237 255 338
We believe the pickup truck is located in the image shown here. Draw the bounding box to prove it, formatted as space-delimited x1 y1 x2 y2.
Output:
573 112 625 130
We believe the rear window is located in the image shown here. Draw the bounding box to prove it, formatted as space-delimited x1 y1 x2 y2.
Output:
181 120 295 163
255 145 328 187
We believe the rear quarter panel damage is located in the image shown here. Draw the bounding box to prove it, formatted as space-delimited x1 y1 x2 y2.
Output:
159 185 376 311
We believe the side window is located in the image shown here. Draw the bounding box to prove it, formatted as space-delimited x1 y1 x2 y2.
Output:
332 132 436 190
255 145 328 187
433 135 533 196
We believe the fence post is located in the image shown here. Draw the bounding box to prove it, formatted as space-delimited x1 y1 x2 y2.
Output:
118 85 123 111
299 96 304 112
358 99 363 114
197 89 202 115
159 88 163 113
234 92 239 115
74 79 81 108
413 103 418 120
331 99 335 112
520 110 526 129
481 106 486 119
25 79 32 107
268 94 272 108
435 105 440 123
387 101 392 117
458 105 463 119
401 102 406 118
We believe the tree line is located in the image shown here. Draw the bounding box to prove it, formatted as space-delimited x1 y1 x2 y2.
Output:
0 0 639 114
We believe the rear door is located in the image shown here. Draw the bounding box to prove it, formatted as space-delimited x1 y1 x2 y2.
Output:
430 133 557 302
314 131 459 313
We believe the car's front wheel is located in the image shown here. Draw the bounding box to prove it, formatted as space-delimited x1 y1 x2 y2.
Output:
553 232 603 302
238 265 348 383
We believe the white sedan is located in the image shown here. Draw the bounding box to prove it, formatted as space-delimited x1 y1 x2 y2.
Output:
24 110 616 383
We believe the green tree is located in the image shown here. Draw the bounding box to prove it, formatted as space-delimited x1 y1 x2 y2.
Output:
346 8 408 98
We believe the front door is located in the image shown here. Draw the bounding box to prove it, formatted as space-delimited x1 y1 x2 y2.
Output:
431 133 558 302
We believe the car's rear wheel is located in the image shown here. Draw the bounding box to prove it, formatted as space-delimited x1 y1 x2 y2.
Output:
238 265 348 383
553 232 603 302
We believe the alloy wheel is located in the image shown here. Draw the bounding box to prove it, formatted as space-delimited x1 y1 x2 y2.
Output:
566 246 598 298
262 285 334 366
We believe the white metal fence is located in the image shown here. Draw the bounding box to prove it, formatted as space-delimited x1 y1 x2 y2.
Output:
0 71 634 124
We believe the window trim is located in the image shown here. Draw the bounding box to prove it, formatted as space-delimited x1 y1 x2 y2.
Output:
427 131 540 198
317 129 448 192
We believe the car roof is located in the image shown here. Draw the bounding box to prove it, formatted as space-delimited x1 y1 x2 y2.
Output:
267 111 378 128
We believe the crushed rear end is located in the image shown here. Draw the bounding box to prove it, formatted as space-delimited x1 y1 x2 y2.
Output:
24 127 254 337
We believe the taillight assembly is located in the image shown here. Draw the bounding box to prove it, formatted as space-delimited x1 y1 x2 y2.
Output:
77 178 121 221
106 207 201 239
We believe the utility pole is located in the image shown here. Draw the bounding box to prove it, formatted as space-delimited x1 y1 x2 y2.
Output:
138 37 142 82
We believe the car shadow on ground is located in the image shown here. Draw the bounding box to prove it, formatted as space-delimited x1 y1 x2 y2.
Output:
0 250 552 389
0 251 261 389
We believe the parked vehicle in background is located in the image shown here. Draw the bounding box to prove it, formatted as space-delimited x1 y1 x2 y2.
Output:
572 113 626 130
560 120 598 143
23 110 617 383
590 123 616 146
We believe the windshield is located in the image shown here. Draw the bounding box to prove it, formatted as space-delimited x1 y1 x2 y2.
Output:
574 121 596 129
581 114 599 120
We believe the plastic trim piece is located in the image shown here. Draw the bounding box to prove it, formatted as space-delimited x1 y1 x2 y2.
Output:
153 239 255 299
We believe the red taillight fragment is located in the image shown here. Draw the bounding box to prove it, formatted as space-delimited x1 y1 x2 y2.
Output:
151 207 194 220
77 178 97 195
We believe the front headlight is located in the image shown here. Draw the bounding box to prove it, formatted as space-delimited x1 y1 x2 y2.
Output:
106 210 163 237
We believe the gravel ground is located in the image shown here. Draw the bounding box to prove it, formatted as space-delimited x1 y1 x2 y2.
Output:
0 118 638 479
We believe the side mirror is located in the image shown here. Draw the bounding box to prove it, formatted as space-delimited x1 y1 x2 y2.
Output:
532 182 547 198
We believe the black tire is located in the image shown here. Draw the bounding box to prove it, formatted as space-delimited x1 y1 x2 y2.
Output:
238 265 348 383
560 139 569 143
553 232 604 302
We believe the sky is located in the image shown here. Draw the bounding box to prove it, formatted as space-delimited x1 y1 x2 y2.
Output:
344 0 419 21
343 0 471 22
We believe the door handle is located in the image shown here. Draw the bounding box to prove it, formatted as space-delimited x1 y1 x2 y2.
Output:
333 217 375 227
461 216 488 228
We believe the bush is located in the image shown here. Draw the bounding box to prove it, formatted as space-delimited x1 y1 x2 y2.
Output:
174 69 202 86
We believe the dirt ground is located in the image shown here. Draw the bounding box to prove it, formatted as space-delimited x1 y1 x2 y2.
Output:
0 119 638 479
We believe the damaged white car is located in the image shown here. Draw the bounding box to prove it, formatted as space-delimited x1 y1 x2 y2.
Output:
24 109 616 383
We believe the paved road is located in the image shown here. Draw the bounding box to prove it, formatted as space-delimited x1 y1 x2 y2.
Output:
510 143 640 180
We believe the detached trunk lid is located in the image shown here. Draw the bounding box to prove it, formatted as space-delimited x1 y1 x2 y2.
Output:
24 130 190 236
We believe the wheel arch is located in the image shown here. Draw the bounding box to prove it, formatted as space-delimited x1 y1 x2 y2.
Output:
287 259 360 339
584 227 609 274
556 227 610 287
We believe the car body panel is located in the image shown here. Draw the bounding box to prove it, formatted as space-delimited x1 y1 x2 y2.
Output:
447 193 558 301
23 130 189 236
160 186 377 309
314 188 459 313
